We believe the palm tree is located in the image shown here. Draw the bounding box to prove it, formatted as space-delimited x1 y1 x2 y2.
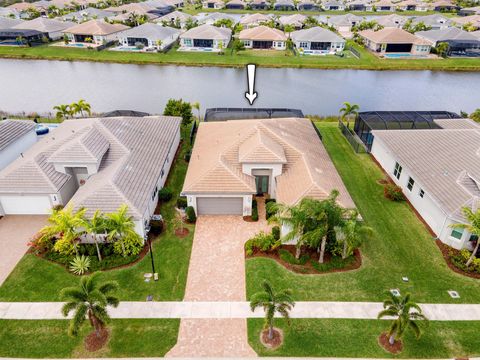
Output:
61 272 119 337
53 104 72 120
192 101 201 122
451 206 480 267
106 204 139 257
335 210 373 259
250 280 295 341
40 205 86 256
470 108 480 123
435 42 449 58
339 102 360 123
77 99 91 117
377 292 428 346
81 210 107 262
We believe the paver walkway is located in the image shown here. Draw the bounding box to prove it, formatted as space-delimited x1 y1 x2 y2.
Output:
167 199 271 357
0 215 48 286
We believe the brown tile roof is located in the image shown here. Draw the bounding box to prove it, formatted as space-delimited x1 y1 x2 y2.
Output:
0 120 35 152
238 128 287 163
239 25 287 41
64 20 129 36
182 118 355 208
360 27 430 45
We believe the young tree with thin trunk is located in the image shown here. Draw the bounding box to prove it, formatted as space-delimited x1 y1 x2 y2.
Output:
335 210 373 259
451 206 480 267
339 102 360 123
106 204 143 257
81 210 106 262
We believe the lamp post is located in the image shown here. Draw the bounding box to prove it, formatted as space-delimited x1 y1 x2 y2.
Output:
144 232 156 278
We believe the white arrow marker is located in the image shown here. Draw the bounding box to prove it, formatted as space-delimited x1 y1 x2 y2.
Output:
245 64 258 105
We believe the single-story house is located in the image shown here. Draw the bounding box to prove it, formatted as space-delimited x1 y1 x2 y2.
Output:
327 13 363 36
110 11 159 23
181 118 355 217
143 0 176 14
179 23 231 51
0 28 46 45
106 2 157 15
63 20 129 46
459 6 480 16
274 0 296 10
61 7 116 22
370 118 480 250
430 0 458 12
202 0 225 9
278 14 307 29
8 1 47 17
297 0 319 10
117 23 181 50
0 7 20 19
239 25 287 50
198 12 236 26
0 116 181 239
346 0 373 11
240 13 271 28
0 120 37 171
250 0 271 10
452 15 480 30
375 14 407 28
416 27 480 54
12 17 74 41
225 0 247 9
412 14 452 30
323 0 346 11
0 16 23 29
359 28 431 55
291 26 346 53
157 10 194 28
395 0 429 11
373 0 397 11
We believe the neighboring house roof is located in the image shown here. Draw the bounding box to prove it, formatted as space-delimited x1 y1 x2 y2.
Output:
158 10 193 23
0 7 20 17
64 20 129 36
111 11 158 22
0 16 23 29
0 120 35 152
327 13 363 26
372 127 480 222
61 7 115 21
7 2 37 11
239 25 287 41
416 27 480 45
0 28 45 37
198 12 236 24
375 14 407 28
279 14 307 27
226 0 246 6
323 0 345 7
452 15 480 26
434 118 480 129
182 118 356 209
240 13 271 25
460 6 480 14
0 116 181 220
360 28 430 45
118 23 181 40
106 2 157 14
274 0 295 6
374 0 397 7
12 17 74 33
412 14 452 27
180 23 231 40
291 26 345 43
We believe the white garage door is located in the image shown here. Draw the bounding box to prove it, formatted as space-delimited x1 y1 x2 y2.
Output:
197 197 243 215
0 195 52 215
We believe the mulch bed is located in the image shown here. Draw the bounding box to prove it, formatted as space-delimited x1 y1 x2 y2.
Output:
248 245 362 275
260 328 283 349
243 216 257 222
84 327 109 352
175 228 190 238
436 240 480 279
378 333 403 354
377 178 391 185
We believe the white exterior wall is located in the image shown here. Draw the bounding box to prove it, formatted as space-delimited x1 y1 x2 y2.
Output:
120 33 179 50
180 36 230 50
371 137 471 250
242 39 286 50
58 176 78 205
0 130 37 171
186 194 253 216
294 40 345 52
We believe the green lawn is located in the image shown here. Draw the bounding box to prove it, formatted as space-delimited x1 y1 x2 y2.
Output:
0 136 193 302
248 319 480 358
0 40 479 71
0 319 179 358
246 123 480 303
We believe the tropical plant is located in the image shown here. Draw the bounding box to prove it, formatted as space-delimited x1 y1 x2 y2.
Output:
470 108 480 122
185 17 198 30
172 213 185 233
81 210 106 261
377 292 428 346
192 101 201 122
250 280 295 341
69 255 91 275
304 16 319 28
335 210 373 259
75 99 92 117
53 104 73 120
213 18 234 29
450 206 480 267
339 102 360 122
232 38 245 53
106 204 143 257
163 98 194 127
61 272 119 337
435 42 449 58
403 19 431 33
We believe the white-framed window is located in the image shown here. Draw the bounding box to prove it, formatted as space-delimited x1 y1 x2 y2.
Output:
393 162 402 179
419 189 425 198
450 228 464 240
407 177 415 191
183 38 192 46
243 40 251 47
299 41 308 48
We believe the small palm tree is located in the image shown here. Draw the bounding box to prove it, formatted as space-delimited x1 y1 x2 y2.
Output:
192 101 201 122
339 102 360 123
81 210 107 262
61 272 119 337
335 210 373 259
451 206 480 267
69 255 91 275
378 292 428 346
470 108 480 123
250 280 295 341
53 104 72 120
106 204 139 257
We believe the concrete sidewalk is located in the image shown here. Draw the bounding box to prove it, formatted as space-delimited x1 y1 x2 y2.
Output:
1 301 480 321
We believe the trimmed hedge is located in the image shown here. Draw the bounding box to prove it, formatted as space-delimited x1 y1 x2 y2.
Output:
158 187 173 202
176 197 188 209
186 206 196 223
252 199 258 221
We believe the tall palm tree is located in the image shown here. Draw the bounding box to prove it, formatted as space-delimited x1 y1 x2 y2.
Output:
339 102 360 123
335 210 373 259
61 272 119 337
378 292 428 346
192 101 201 122
106 204 140 257
81 210 107 262
250 280 295 340
470 108 480 123
53 104 72 120
78 99 92 117
451 206 480 267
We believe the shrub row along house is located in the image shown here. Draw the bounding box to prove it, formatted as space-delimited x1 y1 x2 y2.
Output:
181 118 355 220
0 116 181 239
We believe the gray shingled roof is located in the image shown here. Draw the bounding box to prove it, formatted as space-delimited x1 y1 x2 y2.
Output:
0 17 24 29
291 26 345 43
0 120 35 152
372 128 480 221
118 23 181 40
180 24 231 40
12 17 74 33
416 27 480 44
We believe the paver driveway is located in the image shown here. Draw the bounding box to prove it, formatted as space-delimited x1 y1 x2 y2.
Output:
0 215 48 286
167 204 270 357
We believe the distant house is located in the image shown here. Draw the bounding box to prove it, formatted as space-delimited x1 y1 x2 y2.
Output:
375 14 407 28
179 24 231 51
198 12 236 25
373 0 397 11
323 0 346 11
0 29 46 45
117 23 181 50
61 7 116 22
7 2 47 18
279 14 307 29
240 13 271 28
412 14 452 30
157 10 194 28
0 120 36 171
63 20 129 46
327 13 363 33
250 0 271 9
430 0 458 12
359 28 432 55
416 27 480 54
0 17 23 29
202 0 224 9
370 119 480 250
346 0 373 11
291 26 346 53
395 0 429 11
12 18 74 40
0 7 20 19
106 2 157 16
225 0 247 8
274 0 296 10
239 25 287 50
458 6 480 16
297 0 318 10
452 15 480 30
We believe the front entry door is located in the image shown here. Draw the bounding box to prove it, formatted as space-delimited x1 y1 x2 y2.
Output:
255 176 269 195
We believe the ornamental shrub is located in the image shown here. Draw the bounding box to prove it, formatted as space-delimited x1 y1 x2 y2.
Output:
158 187 173 202
177 197 188 209
244 231 280 255
251 199 258 221
272 226 280 241
186 206 196 223
384 184 404 201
